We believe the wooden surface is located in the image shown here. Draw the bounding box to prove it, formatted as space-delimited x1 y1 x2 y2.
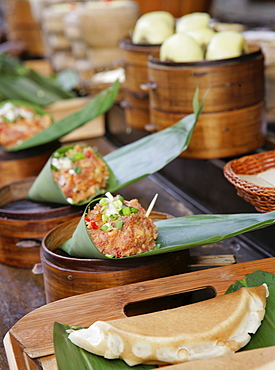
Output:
4 256 275 370
0 120 273 369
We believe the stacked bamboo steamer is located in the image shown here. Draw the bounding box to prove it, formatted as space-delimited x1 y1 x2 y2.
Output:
121 11 267 159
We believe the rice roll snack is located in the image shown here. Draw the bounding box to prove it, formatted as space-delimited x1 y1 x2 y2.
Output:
60 192 159 258
51 145 110 205
28 144 116 206
0 100 52 149
85 192 158 258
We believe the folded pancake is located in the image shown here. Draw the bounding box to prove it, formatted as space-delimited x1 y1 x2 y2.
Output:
68 284 268 366
0 100 52 149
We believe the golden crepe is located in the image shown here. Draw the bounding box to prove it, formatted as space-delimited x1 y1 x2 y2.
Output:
68 284 268 366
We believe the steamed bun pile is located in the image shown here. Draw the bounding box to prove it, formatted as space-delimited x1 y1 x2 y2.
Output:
132 11 248 63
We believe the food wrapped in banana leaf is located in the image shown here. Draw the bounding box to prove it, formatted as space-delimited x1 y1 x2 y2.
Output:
28 144 117 205
51 145 114 205
28 88 203 206
60 189 275 260
0 100 52 149
4 80 119 152
84 193 158 258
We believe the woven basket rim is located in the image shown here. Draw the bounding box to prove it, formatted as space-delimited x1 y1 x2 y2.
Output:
224 150 275 195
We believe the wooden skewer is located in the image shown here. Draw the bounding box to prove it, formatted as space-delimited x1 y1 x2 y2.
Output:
146 194 158 218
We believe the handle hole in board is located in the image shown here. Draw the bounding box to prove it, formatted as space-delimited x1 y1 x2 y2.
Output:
124 286 216 317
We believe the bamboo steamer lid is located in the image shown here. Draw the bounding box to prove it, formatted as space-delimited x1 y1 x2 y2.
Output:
78 0 140 48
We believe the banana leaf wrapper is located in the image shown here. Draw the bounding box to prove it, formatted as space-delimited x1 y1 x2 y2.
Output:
226 270 275 351
61 208 275 259
5 80 119 152
0 53 76 106
53 271 275 368
28 88 202 205
53 322 157 370
28 145 117 206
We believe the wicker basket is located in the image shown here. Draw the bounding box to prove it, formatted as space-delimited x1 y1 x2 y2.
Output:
223 150 275 212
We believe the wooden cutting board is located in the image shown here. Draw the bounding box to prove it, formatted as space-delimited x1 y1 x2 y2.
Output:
45 97 105 142
4 257 275 370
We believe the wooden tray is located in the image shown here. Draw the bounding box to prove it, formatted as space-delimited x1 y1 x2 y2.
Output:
4 257 275 370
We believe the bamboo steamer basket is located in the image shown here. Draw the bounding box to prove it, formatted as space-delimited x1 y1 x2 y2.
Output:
0 140 60 187
120 37 160 130
0 177 83 268
41 214 189 303
150 101 266 159
120 89 151 130
145 46 266 158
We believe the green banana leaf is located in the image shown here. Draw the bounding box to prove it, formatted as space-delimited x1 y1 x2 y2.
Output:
0 53 75 105
5 80 119 152
226 270 275 351
105 89 202 190
53 322 157 370
61 208 275 259
28 88 202 205
28 145 118 206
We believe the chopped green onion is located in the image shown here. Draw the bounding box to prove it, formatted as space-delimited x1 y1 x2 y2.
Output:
102 214 109 223
121 207 131 216
68 151 85 162
118 196 124 203
113 200 123 210
116 220 123 229
74 166 82 174
100 223 113 232
94 168 101 174
99 198 109 206
52 151 65 159
130 207 139 213
50 164 59 171
109 214 118 220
